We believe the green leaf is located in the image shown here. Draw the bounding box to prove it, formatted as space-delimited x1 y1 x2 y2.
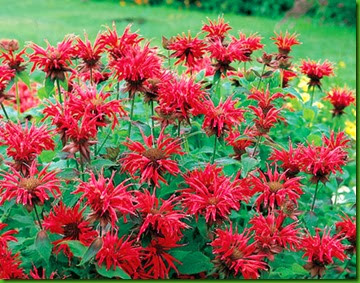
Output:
283 87 303 101
39 150 56 163
96 265 131 279
303 108 315 122
64 240 87 258
35 230 52 262
177 252 213 274
90 158 118 171
37 87 48 99
17 71 31 89
292 263 308 275
240 156 259 177
79 238 103 266
45 77 55 97
307 133 322 146
57 168 79 180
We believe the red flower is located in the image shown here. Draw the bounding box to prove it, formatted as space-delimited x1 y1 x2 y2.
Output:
300 59 334 88
336 214 356 253
111 43 162 97
282 69 297 87
225 127 255 160
271 31 301 55
0 246 27 279
5 81 40 113
251 165 303 211
269 140 303 177
182 164 251 224
201 96 245 137
0 46 27 73
99 23 143 60
73 171 135 227
0 223 17 248
202 16 232 42
322 131 350 151
120 130 184 188
237 32 264 61
43 202 98 259
0 160 61 207
135 190 188 240
0 66 15 102
157 75 206 125
168 32 206 68
211 227 268 279
324 86 355 116
29 266 56 279
248 87 284 113
250 212 300 260
140 236 181 279
96 231 141 277
301 228 347 278
249 106 283 136
28 36 75 81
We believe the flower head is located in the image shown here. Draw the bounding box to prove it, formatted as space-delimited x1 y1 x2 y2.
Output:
271 31 301 55
237 32 264 61
336 214 356 253
0 66 15 102
248 87 284 113
300 59 334 88
249 106 283 136
0 223 17 248
202 16 232 42
324 86 355 116
0 44 27 73
225 128 255 160
0 246 27 279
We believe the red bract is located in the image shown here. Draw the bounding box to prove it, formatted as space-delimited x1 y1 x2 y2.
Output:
157 75 206 125
202 16 231 42
0 47 27 73
100 23 143 60
269 140 303 177
301 228 347 278
250 212 300 260
324 86 355 116
168 32 206 69
0 160 60 207
211 227 268 279
251 165 303 211
182 164 251 224
73 171 134 227
0 223 17 247
336 214 356 253
0 122 54 175
271 31 301 55
282 69 297 87
0 66 15 102
111 43 162 97
300 59 334 88
201 96 245 137
140 236 181 279
96 231 141 277
225 128 255 160
237 32 264 61
248 87 284 113
135 190 188 240
29 266 56 279
249 105 283 136
28 36 75 81
6 81 40 113
43 202 98 259
0 246 27 279
322 131 350 150
121 130 183 188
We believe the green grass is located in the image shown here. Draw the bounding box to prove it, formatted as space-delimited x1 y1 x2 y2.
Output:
0 0 355 88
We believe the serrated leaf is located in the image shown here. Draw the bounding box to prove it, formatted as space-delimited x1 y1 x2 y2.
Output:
64 240 87 258
303 108 315 121
39 150 56 163
177 252 213 274
35 230 52 262
96 265 131 279
45 77 55 97
240 156 259 177
79 238 103 266
17 71 31 89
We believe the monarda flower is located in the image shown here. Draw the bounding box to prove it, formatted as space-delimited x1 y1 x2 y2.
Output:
140 236 181 279
182 164 251 224
0 42 27 73
301 228 347 278
96 231 141 277
168 32 206 69
237 32 264 61
29 266 56 280
28 36 75 81
211 227 268 279
202 16 232 42
249 212 300 261
0 66 15 103
111 43 162 97
269 140 302 178
157 75 206 125
0 223 17 248
43 202 98 260
251 165 303 211
73 171 134 227
324 86 355 116
282 69 297 87
300 59 334 88
5 81 40 113
201 97 245 137
0 122 54 175
322 131 350 151
248 87 284 113
99 23 143 60
0 162 60 214
336 214 356 253
0 246 27 279
135 190 188 240
225 128 255 160
249 106 283 136
271 31 301 55
120 130 184 188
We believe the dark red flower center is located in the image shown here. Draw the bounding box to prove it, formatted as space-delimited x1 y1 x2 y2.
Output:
143 148 165 162
19 177 42 191
268 181 282 193
231 247 243 260
63 222 81 240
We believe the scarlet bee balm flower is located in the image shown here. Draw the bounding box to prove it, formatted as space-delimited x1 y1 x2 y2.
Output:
300 59 334 88
324 86 355 116
271 31 301 55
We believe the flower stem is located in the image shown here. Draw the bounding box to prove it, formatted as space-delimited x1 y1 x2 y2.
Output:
127 94 135 138
33 205 43 230
1 103 9 121
177 120 181 137
211 136 217 164
150 100 155 143
15 80 20 118
116 82 120 100
56 79 63 104
311 181 320 211
252 136 262 157
310 86 315 105
256 65 266 90
96 127 112 156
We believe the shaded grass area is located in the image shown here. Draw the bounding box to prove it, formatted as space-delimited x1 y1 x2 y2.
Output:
0 0 355 87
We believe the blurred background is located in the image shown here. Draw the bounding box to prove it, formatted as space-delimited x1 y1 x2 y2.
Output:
0 0 356 88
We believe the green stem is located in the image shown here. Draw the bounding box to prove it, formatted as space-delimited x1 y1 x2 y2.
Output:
116 82 120 100
150 100 155 143
96 127 112 155
33 205 43 230
15 80 20 117
177 120 181 137
79 155 85 182
1 103 9 121
311 181 320 212
310 86 315 105
127 94 135 138
56 79 63 104
256 65 266 90
211 136 218 164
252 136 262 157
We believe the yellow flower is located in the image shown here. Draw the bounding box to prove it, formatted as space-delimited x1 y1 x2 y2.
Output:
300 92 310 103
313 102 324 109
345 120 356 140
338 61 346 68
298 76 310 92
119 0 126 6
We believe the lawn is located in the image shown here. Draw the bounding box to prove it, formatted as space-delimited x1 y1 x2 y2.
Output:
0 0 356 88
